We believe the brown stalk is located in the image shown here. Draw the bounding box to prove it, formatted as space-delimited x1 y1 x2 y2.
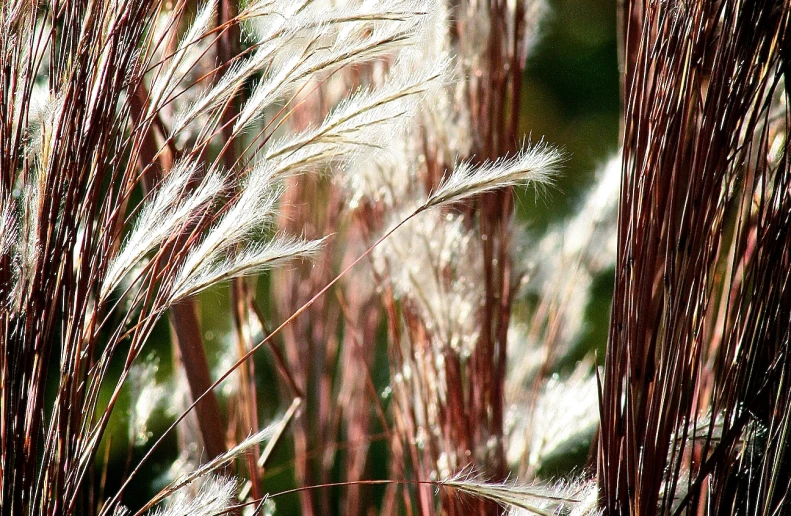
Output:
212 0 269 497
127 82 228 461
373 2 536 514
335 269 384 515
274 173 344 516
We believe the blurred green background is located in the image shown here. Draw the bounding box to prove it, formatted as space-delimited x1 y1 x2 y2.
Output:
518 0 619 225
517 0 619 478
105 0 620 512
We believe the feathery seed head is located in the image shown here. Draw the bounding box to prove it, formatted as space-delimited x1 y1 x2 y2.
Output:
149 475 239 516
424 143 562 210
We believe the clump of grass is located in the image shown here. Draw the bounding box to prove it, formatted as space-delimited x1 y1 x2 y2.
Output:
601 1 791 514
0 0 559 514
16 0 791 515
